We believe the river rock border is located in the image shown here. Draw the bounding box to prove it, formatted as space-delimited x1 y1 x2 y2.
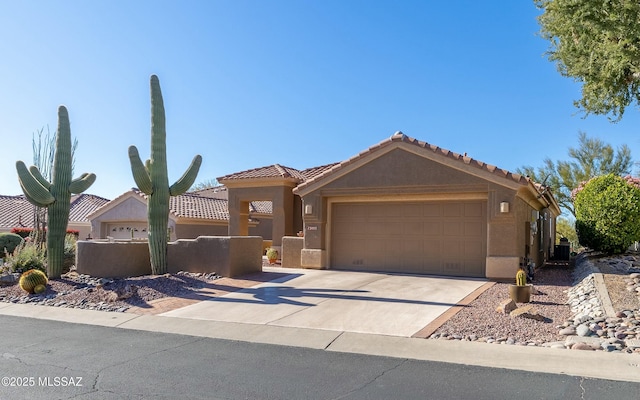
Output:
552 254 640 353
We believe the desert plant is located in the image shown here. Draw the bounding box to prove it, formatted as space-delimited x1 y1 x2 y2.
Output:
4 240 47 274
63 233 76 273
574 174 640 254
128 75 202 275
18 268 48 294
266 248 278 264
0 232 24 257
16 106 96 278
515 268 527 286
33 284 47 294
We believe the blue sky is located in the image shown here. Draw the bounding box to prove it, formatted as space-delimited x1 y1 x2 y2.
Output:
2 1 640 201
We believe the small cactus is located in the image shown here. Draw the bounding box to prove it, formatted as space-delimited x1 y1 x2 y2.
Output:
33 284 47 294
19 269 48 294
515 268 527 286
266 248 278 264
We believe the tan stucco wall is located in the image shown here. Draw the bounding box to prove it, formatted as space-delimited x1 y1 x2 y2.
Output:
76 241 152 277
76 236 263 278
249 217 273 240
281 236 303 268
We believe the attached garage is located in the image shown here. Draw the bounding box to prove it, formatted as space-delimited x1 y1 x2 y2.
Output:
330 201 486 277
292 132 561 280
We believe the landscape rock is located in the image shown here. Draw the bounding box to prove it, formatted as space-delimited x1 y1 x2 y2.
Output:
0 274 17 286
576 324 591 337
496 299 517 314
571 343 596 351
559 327 576 336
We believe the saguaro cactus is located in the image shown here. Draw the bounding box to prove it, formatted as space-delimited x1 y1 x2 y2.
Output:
129 75 202 275
16 106 96 278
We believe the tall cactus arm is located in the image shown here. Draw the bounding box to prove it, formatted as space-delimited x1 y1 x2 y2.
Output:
29 165 52 189
128 145 153 194
16 161 55 206
19 181 52 208
169 155 202 196
69 172 97 194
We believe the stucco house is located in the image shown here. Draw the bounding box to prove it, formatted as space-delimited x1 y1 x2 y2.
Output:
0 193 109 239
87 187 273 241
220 132 561 280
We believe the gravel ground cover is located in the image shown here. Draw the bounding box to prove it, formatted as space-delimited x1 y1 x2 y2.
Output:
431 265 575 345
0 270 218 312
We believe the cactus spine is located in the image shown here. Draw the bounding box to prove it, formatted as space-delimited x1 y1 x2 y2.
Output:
19 269 48 294
129 75 202 275
16 106 96 278
516 268 527 286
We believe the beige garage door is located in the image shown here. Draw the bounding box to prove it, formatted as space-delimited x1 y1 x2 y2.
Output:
331 201 486 277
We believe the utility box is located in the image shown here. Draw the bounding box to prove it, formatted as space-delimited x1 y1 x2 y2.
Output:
554 237 570 261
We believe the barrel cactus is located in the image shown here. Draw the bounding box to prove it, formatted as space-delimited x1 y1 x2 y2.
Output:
16 106 96 278
33 284 47 294
128 75 202 275
19 269 48 294
516 268 527 286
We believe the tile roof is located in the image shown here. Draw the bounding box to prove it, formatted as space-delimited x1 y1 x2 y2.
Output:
69 194 110 222
0 195 38 229
191 186 228 199
300 163 341 181
294 132 532 193
123 189 271 221
168 192 230 220
250 201 273 214
218 164 307 182
0 193 109 229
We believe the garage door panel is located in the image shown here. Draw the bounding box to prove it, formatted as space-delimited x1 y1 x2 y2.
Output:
403 203 423 217
443 222 461 236
464 202 483 217
423 203 441 217
464 221 483 236
443 203 462 217
331 201 486 277
423 221 442 236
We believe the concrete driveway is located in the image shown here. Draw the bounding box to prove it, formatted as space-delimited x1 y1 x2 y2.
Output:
161 267 488 337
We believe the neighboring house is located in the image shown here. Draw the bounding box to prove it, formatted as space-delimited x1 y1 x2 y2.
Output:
0 193 110 239
87 188 273 241
219 132 561 280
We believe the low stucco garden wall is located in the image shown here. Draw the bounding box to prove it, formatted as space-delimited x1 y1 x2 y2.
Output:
76 236 263 278
281 236 303 268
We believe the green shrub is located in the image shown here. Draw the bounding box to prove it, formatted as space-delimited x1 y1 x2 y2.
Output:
4 240 47 274
63 233 76 273
574 174 640 254
0 232 24 257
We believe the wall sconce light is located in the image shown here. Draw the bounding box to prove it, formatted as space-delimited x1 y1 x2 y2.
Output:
500 201 510 213
304 204 313 215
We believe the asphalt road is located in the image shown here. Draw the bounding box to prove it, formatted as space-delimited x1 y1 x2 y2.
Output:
1 315 639 400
